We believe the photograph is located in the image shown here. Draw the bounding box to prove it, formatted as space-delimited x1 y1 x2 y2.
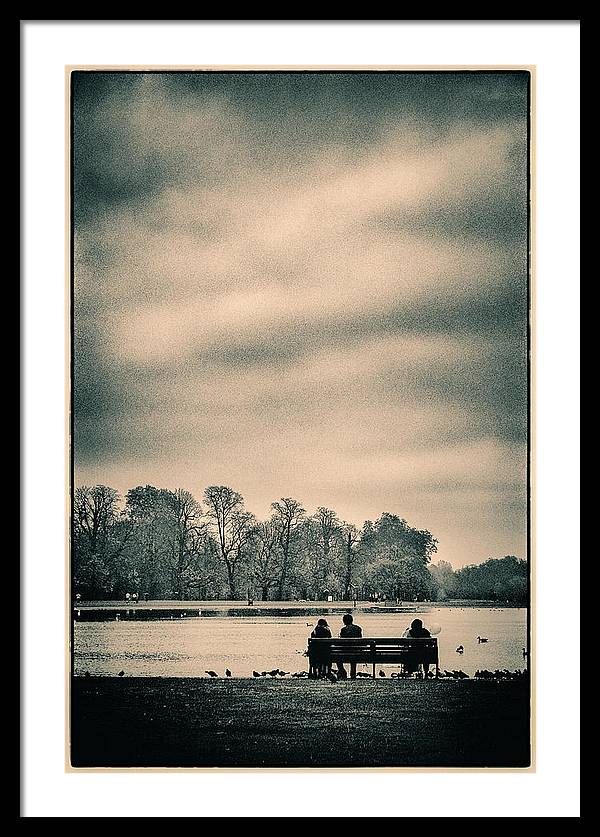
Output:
69 68 531 769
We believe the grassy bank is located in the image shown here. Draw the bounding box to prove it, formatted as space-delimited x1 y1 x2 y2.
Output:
71 677 530 769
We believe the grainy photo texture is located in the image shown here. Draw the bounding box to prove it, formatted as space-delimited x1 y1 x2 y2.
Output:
70 69 531 769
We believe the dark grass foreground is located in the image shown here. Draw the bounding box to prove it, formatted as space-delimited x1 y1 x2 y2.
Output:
71 678 530 768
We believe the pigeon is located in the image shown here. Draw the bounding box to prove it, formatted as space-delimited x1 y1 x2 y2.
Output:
225 669 232 677
117 670 125 677
443 670 454 678
205 670 219 678
268 669 280 677
378 670 386 677
477 636 489 643
253 671 262 677
456 645 464 653
278 671 290 676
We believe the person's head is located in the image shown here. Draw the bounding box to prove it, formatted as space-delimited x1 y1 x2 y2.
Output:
317 618 328 627
343 614 353 626
410 618 423 631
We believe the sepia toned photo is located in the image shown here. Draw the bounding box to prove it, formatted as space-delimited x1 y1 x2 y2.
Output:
69 68 532 769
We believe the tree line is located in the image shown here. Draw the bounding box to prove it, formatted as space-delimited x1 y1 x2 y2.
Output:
73 484 527 603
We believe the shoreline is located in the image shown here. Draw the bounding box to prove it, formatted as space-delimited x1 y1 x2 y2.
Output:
73 599 525 620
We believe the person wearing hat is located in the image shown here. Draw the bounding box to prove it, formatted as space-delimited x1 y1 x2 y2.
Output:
310 618 332 678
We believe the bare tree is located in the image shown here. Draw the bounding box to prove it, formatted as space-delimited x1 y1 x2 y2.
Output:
340 522 361 600
73 485 131 597
251 520 281 600
74 485 122 557
165 489 206 599
203 485 252 599
312 506 341 596
271 497 305 600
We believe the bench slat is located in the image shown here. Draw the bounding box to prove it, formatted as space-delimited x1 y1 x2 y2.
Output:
307 637 439 666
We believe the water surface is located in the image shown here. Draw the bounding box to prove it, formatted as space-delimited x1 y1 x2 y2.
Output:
74 607 527 677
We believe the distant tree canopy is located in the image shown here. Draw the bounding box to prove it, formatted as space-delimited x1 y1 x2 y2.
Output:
450 556 528 603
72 484 526 602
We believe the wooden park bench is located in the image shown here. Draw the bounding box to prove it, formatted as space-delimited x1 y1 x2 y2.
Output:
307 637 439 679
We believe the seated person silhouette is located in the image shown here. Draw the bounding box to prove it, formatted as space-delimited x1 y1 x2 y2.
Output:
337 613 363 680
310 618 332 678
402 618 432 677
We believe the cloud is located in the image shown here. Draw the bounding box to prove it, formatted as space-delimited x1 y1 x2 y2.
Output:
72 71 529 566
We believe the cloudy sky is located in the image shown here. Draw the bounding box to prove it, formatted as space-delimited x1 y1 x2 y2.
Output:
73 71 529 568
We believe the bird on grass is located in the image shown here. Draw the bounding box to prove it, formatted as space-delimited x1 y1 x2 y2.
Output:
378 670 386 678
252 670 263 677
225 669 232 677
278 671 290 676
477 636 489 643
205 670 219 678
117 670 125 677
443 670 454 678
268 669 280 677
456 645 464 653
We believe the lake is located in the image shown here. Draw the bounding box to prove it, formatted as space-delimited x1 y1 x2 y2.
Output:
73 607 528 677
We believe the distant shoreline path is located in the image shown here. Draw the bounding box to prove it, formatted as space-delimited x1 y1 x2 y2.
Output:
73 599 525 616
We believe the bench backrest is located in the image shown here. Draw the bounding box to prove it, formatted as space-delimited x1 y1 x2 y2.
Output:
308 636 438 664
